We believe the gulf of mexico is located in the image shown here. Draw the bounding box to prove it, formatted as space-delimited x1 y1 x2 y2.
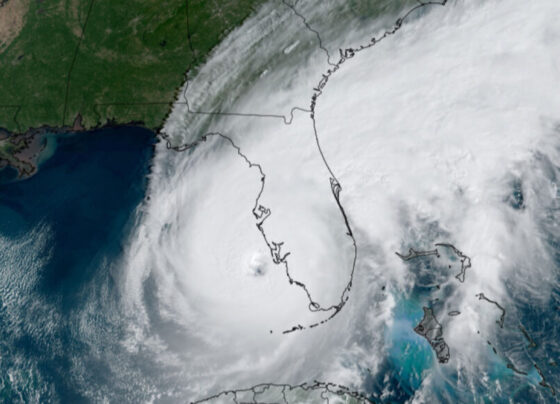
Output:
0 125 155 401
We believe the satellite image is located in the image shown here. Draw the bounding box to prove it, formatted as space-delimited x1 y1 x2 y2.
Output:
0 0 559 402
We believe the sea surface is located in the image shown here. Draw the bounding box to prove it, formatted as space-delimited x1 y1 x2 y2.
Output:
0 125 558 403
0 126 155 401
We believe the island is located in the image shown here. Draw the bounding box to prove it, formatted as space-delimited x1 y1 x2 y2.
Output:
414 306 450 364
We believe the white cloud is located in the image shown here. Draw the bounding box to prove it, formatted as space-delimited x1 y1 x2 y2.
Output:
122 0 560 400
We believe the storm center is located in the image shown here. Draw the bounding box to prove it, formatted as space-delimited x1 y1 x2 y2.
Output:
247 251 268 276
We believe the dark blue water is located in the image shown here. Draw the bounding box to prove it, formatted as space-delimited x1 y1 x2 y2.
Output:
0 127 154 296
1 126 558 403
0 126 155 401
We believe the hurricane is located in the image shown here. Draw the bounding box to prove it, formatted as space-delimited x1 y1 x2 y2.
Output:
1 0 559 402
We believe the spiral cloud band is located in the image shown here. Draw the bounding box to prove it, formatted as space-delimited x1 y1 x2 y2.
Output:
119 0 560 401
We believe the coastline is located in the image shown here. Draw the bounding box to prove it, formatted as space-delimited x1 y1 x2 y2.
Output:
0 114 159 182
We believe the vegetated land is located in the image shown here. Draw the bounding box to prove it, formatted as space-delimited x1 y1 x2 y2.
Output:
0 0 265 134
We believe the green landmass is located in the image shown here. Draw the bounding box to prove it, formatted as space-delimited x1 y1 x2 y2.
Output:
0 130 44 177
0 0 265 134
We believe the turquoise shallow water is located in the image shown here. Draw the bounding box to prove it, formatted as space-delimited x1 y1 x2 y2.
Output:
0 125 559 403
388 298 433 393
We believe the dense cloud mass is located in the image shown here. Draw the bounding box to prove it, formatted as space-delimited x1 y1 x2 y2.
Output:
120 0 560 401
3 0 559 402
114 0 560 401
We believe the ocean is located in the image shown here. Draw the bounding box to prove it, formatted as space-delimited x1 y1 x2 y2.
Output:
0 126 155 401
0 123 558 402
